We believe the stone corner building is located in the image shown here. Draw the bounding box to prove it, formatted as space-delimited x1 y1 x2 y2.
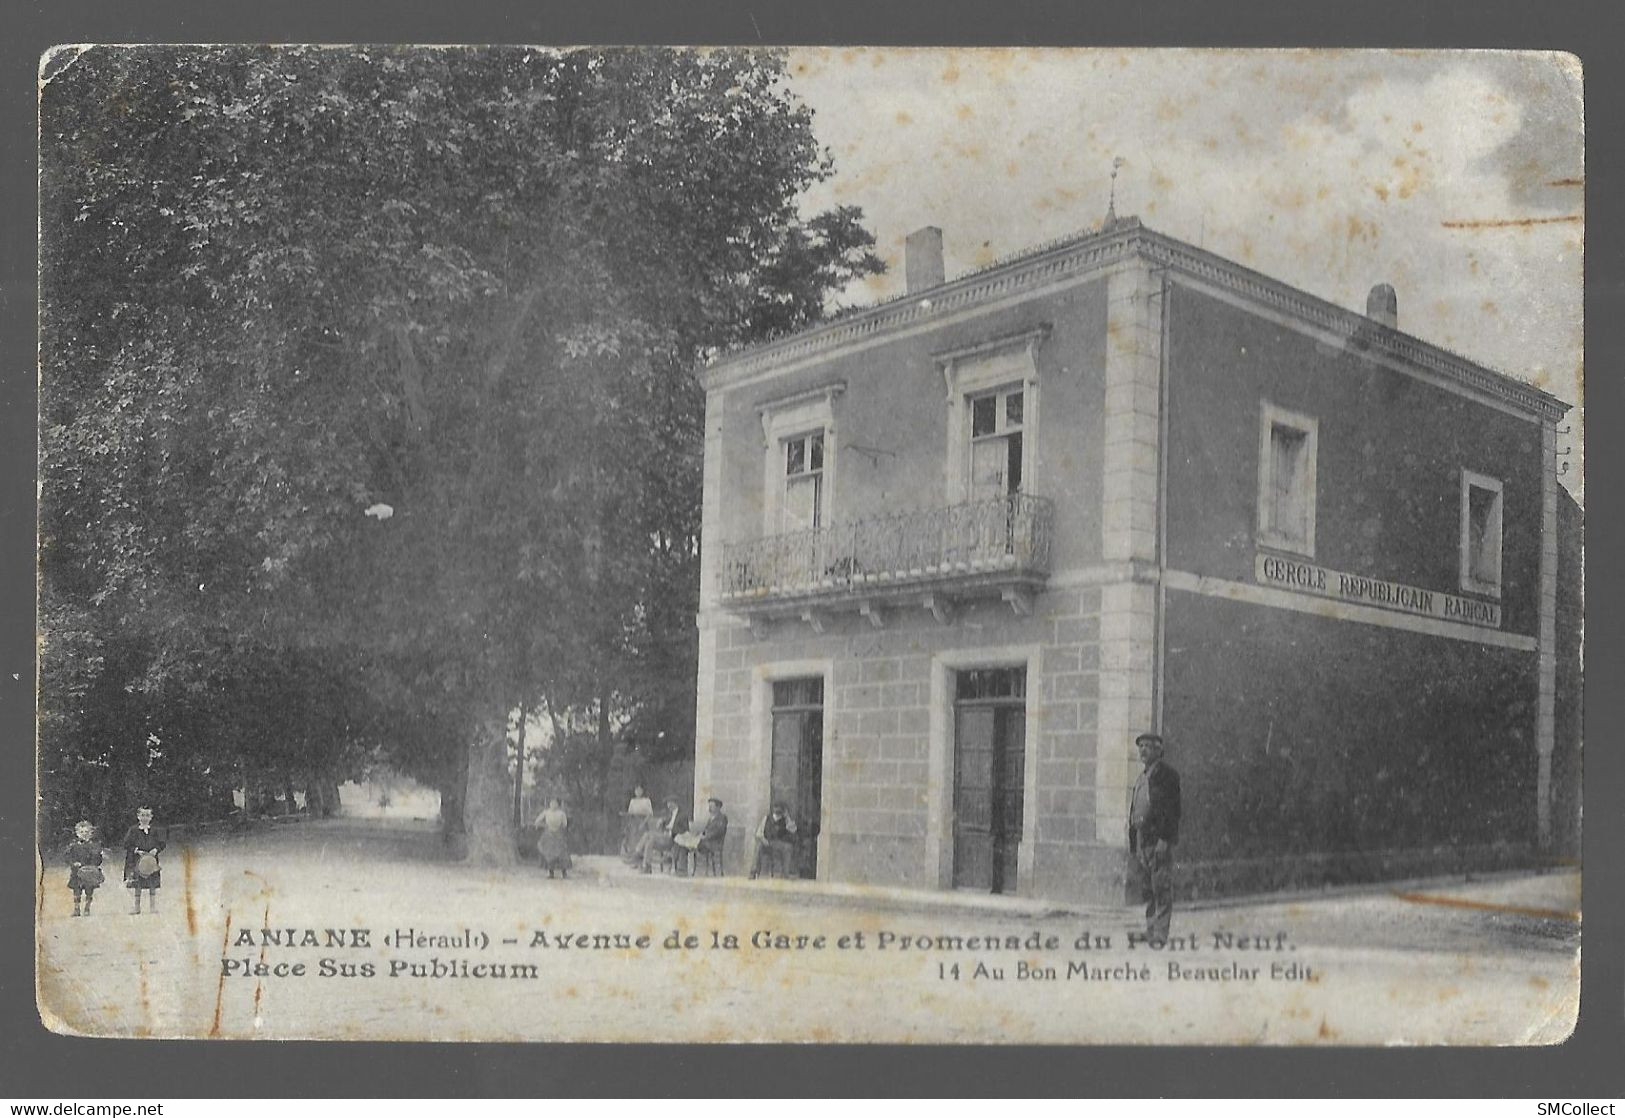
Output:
690 215 1577 903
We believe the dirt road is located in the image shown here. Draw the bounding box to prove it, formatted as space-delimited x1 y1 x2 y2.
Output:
36 819 1579 1044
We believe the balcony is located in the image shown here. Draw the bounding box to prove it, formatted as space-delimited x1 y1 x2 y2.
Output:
718 493 1055 626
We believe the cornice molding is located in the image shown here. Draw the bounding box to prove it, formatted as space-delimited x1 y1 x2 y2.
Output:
931 323 1052 366
756 380 845 448
1130 231 1570 421
754 379 847 415
706 229 1134 384
704 219 1570 421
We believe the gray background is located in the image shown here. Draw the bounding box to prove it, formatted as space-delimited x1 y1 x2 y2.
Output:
3 0 1619 1097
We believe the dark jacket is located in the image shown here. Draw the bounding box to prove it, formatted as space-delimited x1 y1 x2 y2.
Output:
759 811 795 844
66 839 103 868
122 824 167 884
697 811 728 849
1128 761 1182 851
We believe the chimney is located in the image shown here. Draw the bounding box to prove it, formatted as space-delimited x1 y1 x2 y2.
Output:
905 226 945 294
1366 283 1398 330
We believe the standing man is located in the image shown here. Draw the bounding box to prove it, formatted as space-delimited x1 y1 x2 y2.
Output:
1128 732 1181 947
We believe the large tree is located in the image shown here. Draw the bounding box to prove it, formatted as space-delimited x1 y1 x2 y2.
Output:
39 46 881 861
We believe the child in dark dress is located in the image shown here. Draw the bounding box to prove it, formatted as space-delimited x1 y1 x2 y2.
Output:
65 820 104 917
122 807 166 915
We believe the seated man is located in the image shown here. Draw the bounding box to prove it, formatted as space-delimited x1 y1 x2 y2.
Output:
640 797 688 873
749 802 797 879
674 797 728 875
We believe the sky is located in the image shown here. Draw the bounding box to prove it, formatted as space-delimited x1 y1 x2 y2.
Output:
785 49 1583 494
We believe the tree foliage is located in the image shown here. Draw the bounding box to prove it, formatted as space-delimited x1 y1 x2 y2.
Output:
39 46 882 858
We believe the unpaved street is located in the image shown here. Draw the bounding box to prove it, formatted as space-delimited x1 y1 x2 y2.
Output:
37 820 1579 1044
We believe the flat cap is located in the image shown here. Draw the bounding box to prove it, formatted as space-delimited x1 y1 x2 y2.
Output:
1134 732 1165 747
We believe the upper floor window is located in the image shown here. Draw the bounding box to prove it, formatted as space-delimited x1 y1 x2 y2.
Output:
969 386 1025 500
1257 402 1318 556
758 382 842 538
782 431 825 531
1459 469 1504 598
938 327 1047 506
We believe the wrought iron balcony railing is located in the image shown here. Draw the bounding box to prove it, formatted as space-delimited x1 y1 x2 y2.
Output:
719 492 1054 606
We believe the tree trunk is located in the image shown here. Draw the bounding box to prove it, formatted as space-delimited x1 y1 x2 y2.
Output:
319 776 343 818
463 714 518 866
440 743 469 855
308 771 333 817
593 691 616 854
510 703 527 835
98 731 139 841
96 736 126 841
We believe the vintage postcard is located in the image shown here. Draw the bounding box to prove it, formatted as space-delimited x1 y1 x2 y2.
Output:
35 46 1581 1044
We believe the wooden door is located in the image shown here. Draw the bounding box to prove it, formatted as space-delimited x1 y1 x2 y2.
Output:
952 668 1026 893
770 678 824 879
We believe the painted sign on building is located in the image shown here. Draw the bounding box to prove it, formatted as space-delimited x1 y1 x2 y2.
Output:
1256 553 1502 628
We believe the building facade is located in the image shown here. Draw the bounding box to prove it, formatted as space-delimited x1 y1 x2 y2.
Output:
692 217 1572 903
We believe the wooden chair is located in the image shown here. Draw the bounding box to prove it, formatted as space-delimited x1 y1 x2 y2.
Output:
671 833 726 877
755 839 795 879
694 838 725 877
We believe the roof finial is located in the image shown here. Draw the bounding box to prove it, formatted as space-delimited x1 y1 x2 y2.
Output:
1105 155 1125 228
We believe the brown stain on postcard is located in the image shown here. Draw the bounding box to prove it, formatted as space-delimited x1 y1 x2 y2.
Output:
184 845 197 936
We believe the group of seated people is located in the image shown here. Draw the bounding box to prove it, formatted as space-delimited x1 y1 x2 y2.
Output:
622 787 720 875
620 786 801 878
